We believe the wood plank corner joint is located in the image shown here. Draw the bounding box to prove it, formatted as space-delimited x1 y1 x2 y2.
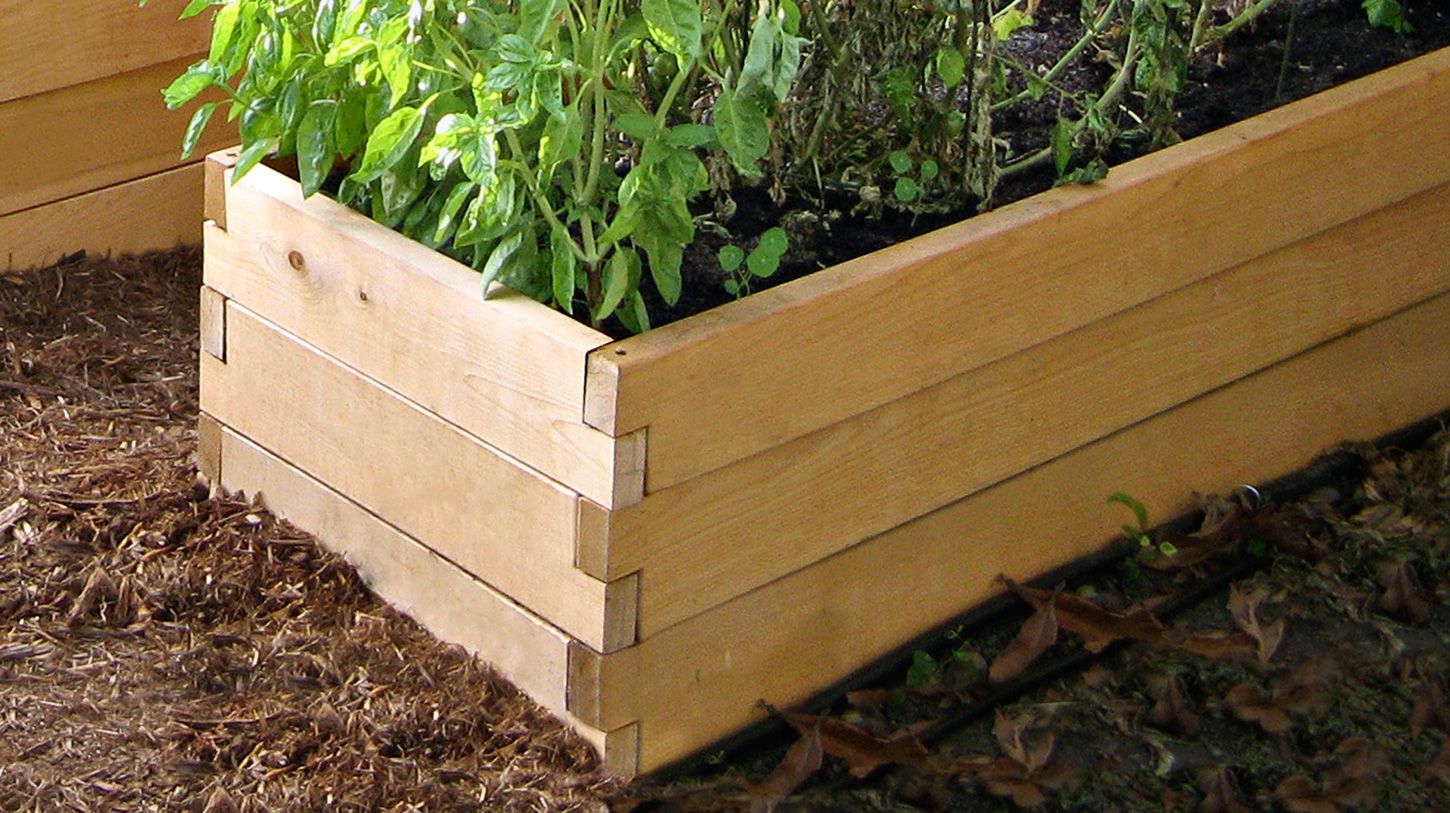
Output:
204 148 241 230
612 428 647 509
566 640 635 730
200 287 227 362
602 572 641 652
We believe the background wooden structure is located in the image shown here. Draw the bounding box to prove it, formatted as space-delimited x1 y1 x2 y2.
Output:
0 0 232 271
199 49 1450 776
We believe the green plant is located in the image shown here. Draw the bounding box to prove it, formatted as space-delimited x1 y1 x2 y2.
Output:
1108 491 1177 558
149 0 804 333
717 226 787 298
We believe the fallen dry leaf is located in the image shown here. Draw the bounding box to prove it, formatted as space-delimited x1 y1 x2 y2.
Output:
1172 629 1261 663
1227 584 1286 664
1422 737 1450 786
1002 577 1163 652
988 595 1059 684
1197 765 1252 813
1376 559 1431 625
1273 774 1339 813
771 707 928 777
1148 673 1200 737
1410 677 1449 735
993 711 1053 773
746 724 823 812
1223 684 1294 734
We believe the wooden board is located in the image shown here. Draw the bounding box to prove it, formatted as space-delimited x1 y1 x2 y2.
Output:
212 424 644 777
589 47 1450 491
205 164 639 507
0 56 233 217
585 290 1450 770
199 299 636 652
0 0 210 103
594 181 1450 634
1 163 204 272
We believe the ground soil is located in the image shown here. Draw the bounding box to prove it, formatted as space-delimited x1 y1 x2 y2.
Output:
2 4 1448 811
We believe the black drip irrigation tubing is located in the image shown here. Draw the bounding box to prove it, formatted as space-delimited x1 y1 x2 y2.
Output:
636 410 1450 785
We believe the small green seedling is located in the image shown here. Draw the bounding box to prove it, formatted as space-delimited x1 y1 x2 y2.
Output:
719 227 789 298
1108 491 1177 558
887 150 939 204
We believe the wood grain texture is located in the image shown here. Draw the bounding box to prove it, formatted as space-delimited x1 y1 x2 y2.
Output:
601 181 1450 633
207 166 637 506
0 0 210 103
214 425 636 763
1 164 204 272
199 286 226 361
601 290 1450 772
0 56 234 217
199 301 632 651
590 47 1450 491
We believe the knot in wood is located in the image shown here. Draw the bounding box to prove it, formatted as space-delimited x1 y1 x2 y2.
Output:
287 250 306 271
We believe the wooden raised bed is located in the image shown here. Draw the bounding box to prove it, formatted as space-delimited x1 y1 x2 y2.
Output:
0 0 232 270
197 48 1450 777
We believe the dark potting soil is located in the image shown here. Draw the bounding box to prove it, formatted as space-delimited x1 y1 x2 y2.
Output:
629 0 1450 337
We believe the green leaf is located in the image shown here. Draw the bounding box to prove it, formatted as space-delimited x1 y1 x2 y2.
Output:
207 1 241 66
919 159 940 183
615 113 662 141
1362 0 1412 32
645 239 683 306
713 89 769 176
1107 492 1151 534
666 124 715 148
520 0 566 42
993 9 1035 41
888 150 913 175
936 47 966 90
298 102 338 197
180 0 225 19
596 248 633 322
1051 116 1076 177
748 227 787 279
642 0 703 62
550 227 576 314
351 103 427 184
230 136 279 184
180 102 218 159
480 231 525 294
717 245 745 273
893 176 921 202
379 41 414 108
433 182 478 247
905 651 937 689
162 62 216 109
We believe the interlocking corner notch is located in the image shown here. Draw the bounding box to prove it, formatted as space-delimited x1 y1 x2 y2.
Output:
599 721 641 779
602 571 640 653
583 350 623 435
199 286 227 362
204 147 241 231
612 427 647 509
566 640 639 732
196 412 223 486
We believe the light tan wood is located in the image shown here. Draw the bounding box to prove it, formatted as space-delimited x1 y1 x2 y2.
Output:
0 56 234 218
199 286 226 361
589 47 1450 491
199 300 636 652
595 290 1450 772
196 412 222 486
0 0 210 104
205 149 240 230
206 166 640 507
599 181 1450 634
0 164 204 272
215 424 640 773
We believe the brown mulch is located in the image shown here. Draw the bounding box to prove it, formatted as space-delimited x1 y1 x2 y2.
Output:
0 250 614 811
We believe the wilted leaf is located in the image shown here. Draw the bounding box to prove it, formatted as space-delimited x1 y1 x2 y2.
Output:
844 689 892 711
1376 559 1430 625
993 711 1053 773
1172 629 1260 663
1002 577 1163 652
1227 584 1286 664
771 707 928 777
1148 674 1200 737
1224 684 1293 734
746 724 822 812
1409 677 1449 735
1273 775 1338 813
1197 765 1252 813
988 597 1059 684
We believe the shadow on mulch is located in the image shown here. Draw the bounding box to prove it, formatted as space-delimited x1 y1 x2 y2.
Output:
0 249 615 811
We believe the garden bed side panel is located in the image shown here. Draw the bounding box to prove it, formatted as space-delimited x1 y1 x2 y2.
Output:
581 291 1450 772
594 181 1450 635
587 47 1450 493
0 1 229 270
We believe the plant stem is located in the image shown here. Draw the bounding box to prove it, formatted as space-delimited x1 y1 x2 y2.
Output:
1274 0 1300 102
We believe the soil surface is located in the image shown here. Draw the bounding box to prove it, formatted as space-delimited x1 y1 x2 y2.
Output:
642 0 1450 333
1 249 1447 812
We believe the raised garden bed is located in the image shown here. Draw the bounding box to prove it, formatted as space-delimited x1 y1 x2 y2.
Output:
197 46 1450 777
